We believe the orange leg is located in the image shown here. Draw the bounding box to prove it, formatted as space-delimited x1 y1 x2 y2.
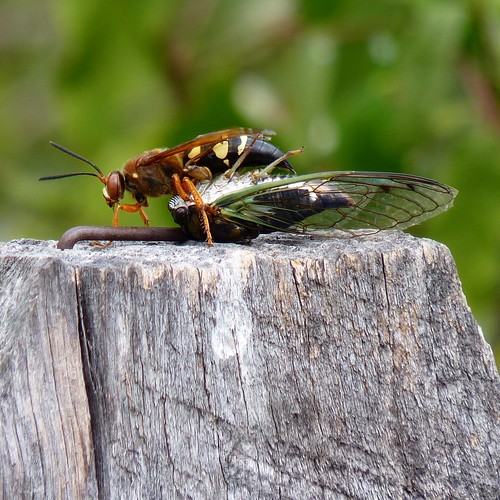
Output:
113 203 150 227
172 174 213 246
172 174 189 200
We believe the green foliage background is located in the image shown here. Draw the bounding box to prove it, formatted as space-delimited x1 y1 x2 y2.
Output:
1 0 499 361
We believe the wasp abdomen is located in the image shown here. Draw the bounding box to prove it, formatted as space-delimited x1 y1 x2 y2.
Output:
185 137 295 174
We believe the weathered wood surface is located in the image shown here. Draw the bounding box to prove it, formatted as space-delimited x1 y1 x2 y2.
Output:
0 232 498 499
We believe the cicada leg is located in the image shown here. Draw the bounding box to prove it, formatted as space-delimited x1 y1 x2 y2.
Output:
223 132 263 179
251 147 304 181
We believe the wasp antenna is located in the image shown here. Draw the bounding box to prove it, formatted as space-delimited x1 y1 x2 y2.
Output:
39 172 101 181
49 141 104 176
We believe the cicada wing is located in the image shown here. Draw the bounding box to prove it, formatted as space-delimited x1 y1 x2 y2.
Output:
214 171 457 235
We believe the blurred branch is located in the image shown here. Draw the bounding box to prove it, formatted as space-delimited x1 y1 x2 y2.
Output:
460 1 500 130
459 57 500 130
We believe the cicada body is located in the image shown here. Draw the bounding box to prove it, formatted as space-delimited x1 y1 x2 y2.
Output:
169 171 458 243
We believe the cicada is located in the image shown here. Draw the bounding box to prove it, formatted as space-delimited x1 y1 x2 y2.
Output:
40 128 296 237
168 170 457 243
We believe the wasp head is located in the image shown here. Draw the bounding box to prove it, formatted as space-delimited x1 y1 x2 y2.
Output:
102 171 125 208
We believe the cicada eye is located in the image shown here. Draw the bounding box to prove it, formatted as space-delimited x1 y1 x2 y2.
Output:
104 171 125 205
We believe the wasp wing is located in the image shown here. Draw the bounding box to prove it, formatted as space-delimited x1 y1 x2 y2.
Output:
213 171 457 235
140 128 273 165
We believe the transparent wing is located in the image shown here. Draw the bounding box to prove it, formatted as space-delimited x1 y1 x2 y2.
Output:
214 171 457 235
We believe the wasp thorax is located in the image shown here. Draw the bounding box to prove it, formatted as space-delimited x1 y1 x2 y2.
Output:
103 171 125 206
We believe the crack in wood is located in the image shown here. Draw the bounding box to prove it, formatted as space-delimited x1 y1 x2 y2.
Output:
74 269 103 496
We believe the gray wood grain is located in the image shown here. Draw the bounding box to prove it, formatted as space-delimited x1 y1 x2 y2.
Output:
0 233 498 499
0 246 96 498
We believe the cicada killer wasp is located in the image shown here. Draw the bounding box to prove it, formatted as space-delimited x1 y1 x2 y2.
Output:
168 170 457 243
40 128 297 244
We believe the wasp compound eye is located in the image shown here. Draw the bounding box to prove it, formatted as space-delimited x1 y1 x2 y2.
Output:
105 171 125 203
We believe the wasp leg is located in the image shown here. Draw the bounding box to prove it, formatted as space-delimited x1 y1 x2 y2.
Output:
90 240 113 248
172 174 189 199
113 203 150 227
184 165 212 180
172 174 214 246
252 147 304 181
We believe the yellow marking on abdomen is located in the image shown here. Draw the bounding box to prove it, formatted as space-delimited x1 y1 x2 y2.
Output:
213 140 229 159
188 146 202 159
237 135 248 155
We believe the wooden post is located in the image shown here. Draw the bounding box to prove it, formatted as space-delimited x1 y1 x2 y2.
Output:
1 232 498 498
